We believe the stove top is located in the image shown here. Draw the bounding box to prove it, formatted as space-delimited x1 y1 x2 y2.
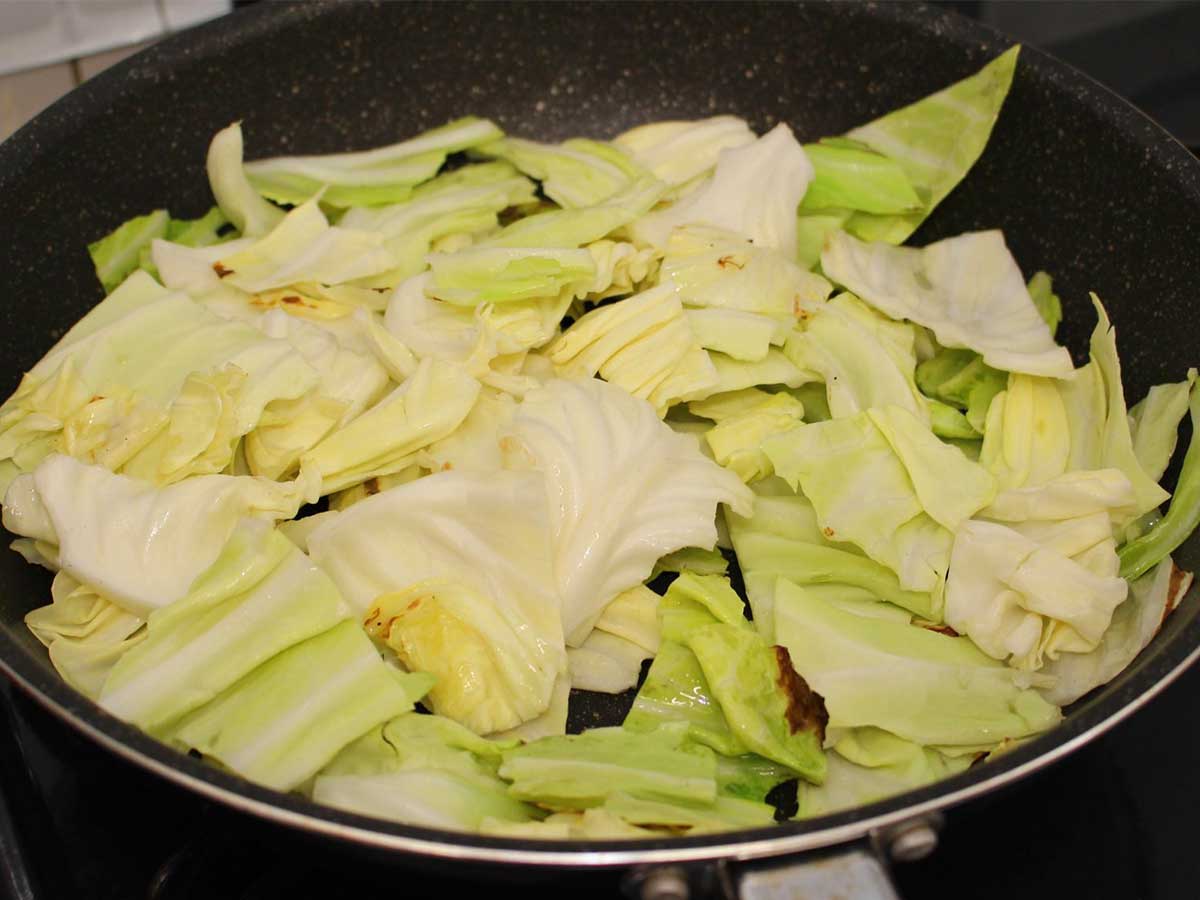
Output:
4 660 1200 900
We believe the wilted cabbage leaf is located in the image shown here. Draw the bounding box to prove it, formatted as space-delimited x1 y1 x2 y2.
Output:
632 124 813 254
2 454 316 618
173 620 432 790
774 578 1061 748
821 230 1072 378
477 135 648 208
98 522 346 733
244 116 503 208
313 713 537 831
500 378 752 645
24 572 145 699
307 469 565 735
498 725 718 809
763 407 994 596
614 116 756 190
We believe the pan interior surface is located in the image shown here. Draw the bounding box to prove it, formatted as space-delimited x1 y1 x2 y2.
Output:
0 0 1199 868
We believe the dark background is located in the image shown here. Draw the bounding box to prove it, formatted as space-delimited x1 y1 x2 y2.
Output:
941 0 1200 151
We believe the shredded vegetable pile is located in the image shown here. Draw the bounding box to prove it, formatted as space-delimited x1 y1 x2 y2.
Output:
6 45 1200 839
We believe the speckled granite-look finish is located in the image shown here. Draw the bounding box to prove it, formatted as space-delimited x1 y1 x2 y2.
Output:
0 0 1199 871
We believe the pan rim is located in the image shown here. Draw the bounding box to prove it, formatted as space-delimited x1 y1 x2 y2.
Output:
4 626 1199 868
1 0 1200 870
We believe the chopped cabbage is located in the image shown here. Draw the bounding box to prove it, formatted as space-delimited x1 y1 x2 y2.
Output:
6 45 1198 840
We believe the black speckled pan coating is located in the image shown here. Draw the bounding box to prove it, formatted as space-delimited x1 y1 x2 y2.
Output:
0 0 1199 871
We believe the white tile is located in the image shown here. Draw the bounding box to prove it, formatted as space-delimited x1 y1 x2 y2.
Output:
0 61 76 142
76 39 153 80
0 0 166 77
66 0 164 49
161 0 231 32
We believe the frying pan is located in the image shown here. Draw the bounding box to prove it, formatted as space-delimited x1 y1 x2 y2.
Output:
1 2 1199 897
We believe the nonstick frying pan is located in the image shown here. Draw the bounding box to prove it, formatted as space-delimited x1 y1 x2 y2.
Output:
1 2 1199 897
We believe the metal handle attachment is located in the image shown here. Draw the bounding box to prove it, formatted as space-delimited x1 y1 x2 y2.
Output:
623 815 941 900
733 843 900 900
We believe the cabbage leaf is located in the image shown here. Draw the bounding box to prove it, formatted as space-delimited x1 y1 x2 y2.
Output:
500 378 752 644
206 122 284 237
301 357 479 494
545 283 718 415
796 728 970 818
1040 557 1192 706
3 455 317 618
313 713 537 830
24 572 145 699
726 481 939 635
613 116 756 189
632 124 813 254
785 293 927 422
477 135 647 208
763 407 994 595
244 116 503 208
774 578 1061 747
173 620 432 790
837 46 1019 244
821 230 1073 378
307 470 565 735
98 523 346 733
498 725 717 809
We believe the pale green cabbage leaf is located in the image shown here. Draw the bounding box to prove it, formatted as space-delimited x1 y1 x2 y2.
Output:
97 523 347 733
500 378 752 645
763 407 995 596
24 572 145 699
821 230 1072 377
1040 557 1192 706
88 209 169 293
837 46 1019 244
785 293 928 422
690 389 805 483
800 140 922 215
944 518 1129 671
172 620 432 790
774 578 1061 748
476 135 647 208
301 356 479 494
206 122 284 237
340 162 538 288
545 282 718 415
214 198 396 293
307 469 565 735
632 124 813 254
726 481 937 637
312 713 537 831
660 225 833 320
244 116 503 208
613 116 757 189
796 728 971 818
1129 369 1197 483
2 454 317 618
0 278 318 487
498 725 718 809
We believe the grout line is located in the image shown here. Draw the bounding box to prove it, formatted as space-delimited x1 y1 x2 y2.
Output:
154 0 171 34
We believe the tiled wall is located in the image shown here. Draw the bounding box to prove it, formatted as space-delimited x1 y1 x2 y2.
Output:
0 0 231 142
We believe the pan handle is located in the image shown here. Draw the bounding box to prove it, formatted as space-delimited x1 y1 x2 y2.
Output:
622 816 939 900
727 842 901 900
